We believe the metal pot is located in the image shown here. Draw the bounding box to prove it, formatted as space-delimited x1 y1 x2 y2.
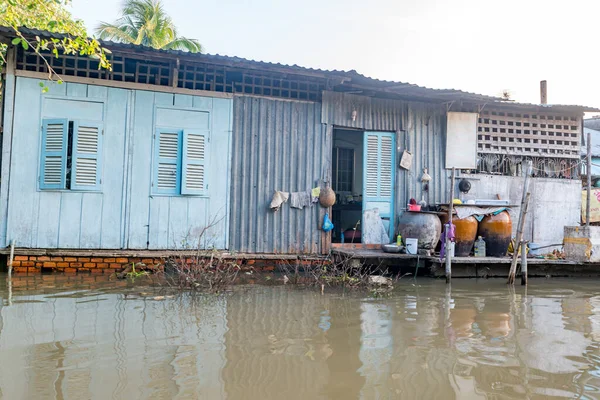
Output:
397 211 442 250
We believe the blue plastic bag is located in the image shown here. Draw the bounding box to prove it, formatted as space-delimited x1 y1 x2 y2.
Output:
322 213 334 232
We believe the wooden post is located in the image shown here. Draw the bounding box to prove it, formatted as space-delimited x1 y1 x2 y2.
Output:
508 192 531 284
445 167 456 284
587 130 592 227
520 240 528 286
7 240 15 277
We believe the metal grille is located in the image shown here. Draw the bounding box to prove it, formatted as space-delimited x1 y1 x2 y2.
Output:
474 154 580 179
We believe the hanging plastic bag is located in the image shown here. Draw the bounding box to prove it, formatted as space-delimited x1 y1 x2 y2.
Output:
322 213 334 232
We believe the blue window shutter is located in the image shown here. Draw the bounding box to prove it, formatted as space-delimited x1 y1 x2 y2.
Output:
153 129 182 195
40 118 68 190
71 120 103 191
181 130 207 195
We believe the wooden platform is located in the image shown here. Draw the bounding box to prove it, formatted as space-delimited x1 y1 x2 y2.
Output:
331 247 593 278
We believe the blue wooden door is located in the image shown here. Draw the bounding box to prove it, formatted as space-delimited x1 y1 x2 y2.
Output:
363 131 395 241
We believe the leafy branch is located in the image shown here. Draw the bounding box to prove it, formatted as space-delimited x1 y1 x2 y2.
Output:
1 0 111 87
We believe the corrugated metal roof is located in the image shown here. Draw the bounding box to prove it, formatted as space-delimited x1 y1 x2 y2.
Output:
2 25 598 111
0 25 499 104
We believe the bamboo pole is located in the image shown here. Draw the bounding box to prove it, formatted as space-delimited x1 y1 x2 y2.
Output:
508 192 531 285
445 167 456 284
520 240 528 286
587 130 592 228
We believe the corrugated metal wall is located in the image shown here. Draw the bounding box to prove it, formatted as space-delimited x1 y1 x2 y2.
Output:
321 91 450 228
230 96 329 254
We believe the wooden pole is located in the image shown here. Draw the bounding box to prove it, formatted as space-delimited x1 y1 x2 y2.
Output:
587 130 592 227
508 192 531 284
520 240 528 286
7 240 15 277
445 167 456 284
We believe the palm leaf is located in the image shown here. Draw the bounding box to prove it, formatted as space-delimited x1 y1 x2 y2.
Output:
163 37 203 53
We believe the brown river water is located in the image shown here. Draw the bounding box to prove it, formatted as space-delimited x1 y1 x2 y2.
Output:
2 274 600 399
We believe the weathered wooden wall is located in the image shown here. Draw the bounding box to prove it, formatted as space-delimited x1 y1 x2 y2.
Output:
1 77 232 249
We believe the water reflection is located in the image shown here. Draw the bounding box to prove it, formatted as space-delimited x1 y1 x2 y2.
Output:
3 276 600 399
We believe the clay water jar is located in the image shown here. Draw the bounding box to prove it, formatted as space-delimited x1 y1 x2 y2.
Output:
477 211 512 257
440 214 478 257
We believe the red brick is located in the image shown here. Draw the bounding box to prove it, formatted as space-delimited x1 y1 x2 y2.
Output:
142 258 154 264
51 256 64 261
103 258 116 262
70 263 83 268
83 262 96 268
246 260 255 265
13 267 28 273
97 263 109 269
91 258 103 263
91 269 103 274
78 257 90 262
43 262 56 268
64 257 77 262
21 261 34 267
110 263 122 269
38 256 50 261
27 267 39 273
29 256 38 261
56 262 69 268
35 262 43 267
105 268 119 274
116 258 128 263
78 268 91 273
64 268 77 274
14 255 28 261
10 261 21 267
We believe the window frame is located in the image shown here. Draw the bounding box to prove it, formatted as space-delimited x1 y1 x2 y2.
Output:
332 146 355 193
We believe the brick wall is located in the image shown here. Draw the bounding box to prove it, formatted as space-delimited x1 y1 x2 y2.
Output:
10 256 164 274
7 255 326 274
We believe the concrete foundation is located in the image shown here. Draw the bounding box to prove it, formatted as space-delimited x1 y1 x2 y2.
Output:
564 226 600 262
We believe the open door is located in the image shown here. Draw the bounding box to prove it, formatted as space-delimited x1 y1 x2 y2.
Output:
363 131 395 242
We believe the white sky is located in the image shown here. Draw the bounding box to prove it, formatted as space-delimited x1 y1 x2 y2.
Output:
70 0 600 109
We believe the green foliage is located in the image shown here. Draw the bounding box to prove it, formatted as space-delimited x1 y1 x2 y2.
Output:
0 0 111 82
96 0 202 53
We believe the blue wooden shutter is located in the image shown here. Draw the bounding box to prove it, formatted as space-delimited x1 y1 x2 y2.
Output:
153 129 182 195
71 120 103 191
363 132 396 239
40 118 68 190
181 130 207 195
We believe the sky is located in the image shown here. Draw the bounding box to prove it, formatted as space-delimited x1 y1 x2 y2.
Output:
69 0 600 109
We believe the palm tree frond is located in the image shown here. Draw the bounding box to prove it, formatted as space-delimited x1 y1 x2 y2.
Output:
94 0 202 52
96 22 137 44
163 37 203 53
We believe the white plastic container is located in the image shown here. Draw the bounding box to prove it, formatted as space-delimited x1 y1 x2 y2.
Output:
448 242 455 258
406 238 419 255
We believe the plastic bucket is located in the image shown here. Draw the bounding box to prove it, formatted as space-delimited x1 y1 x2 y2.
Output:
406 238 419 255
529 243 543 256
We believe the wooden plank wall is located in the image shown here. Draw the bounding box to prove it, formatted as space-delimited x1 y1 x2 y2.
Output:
3 77 232 250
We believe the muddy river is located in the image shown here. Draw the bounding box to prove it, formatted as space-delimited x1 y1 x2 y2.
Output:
1 274 600 399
